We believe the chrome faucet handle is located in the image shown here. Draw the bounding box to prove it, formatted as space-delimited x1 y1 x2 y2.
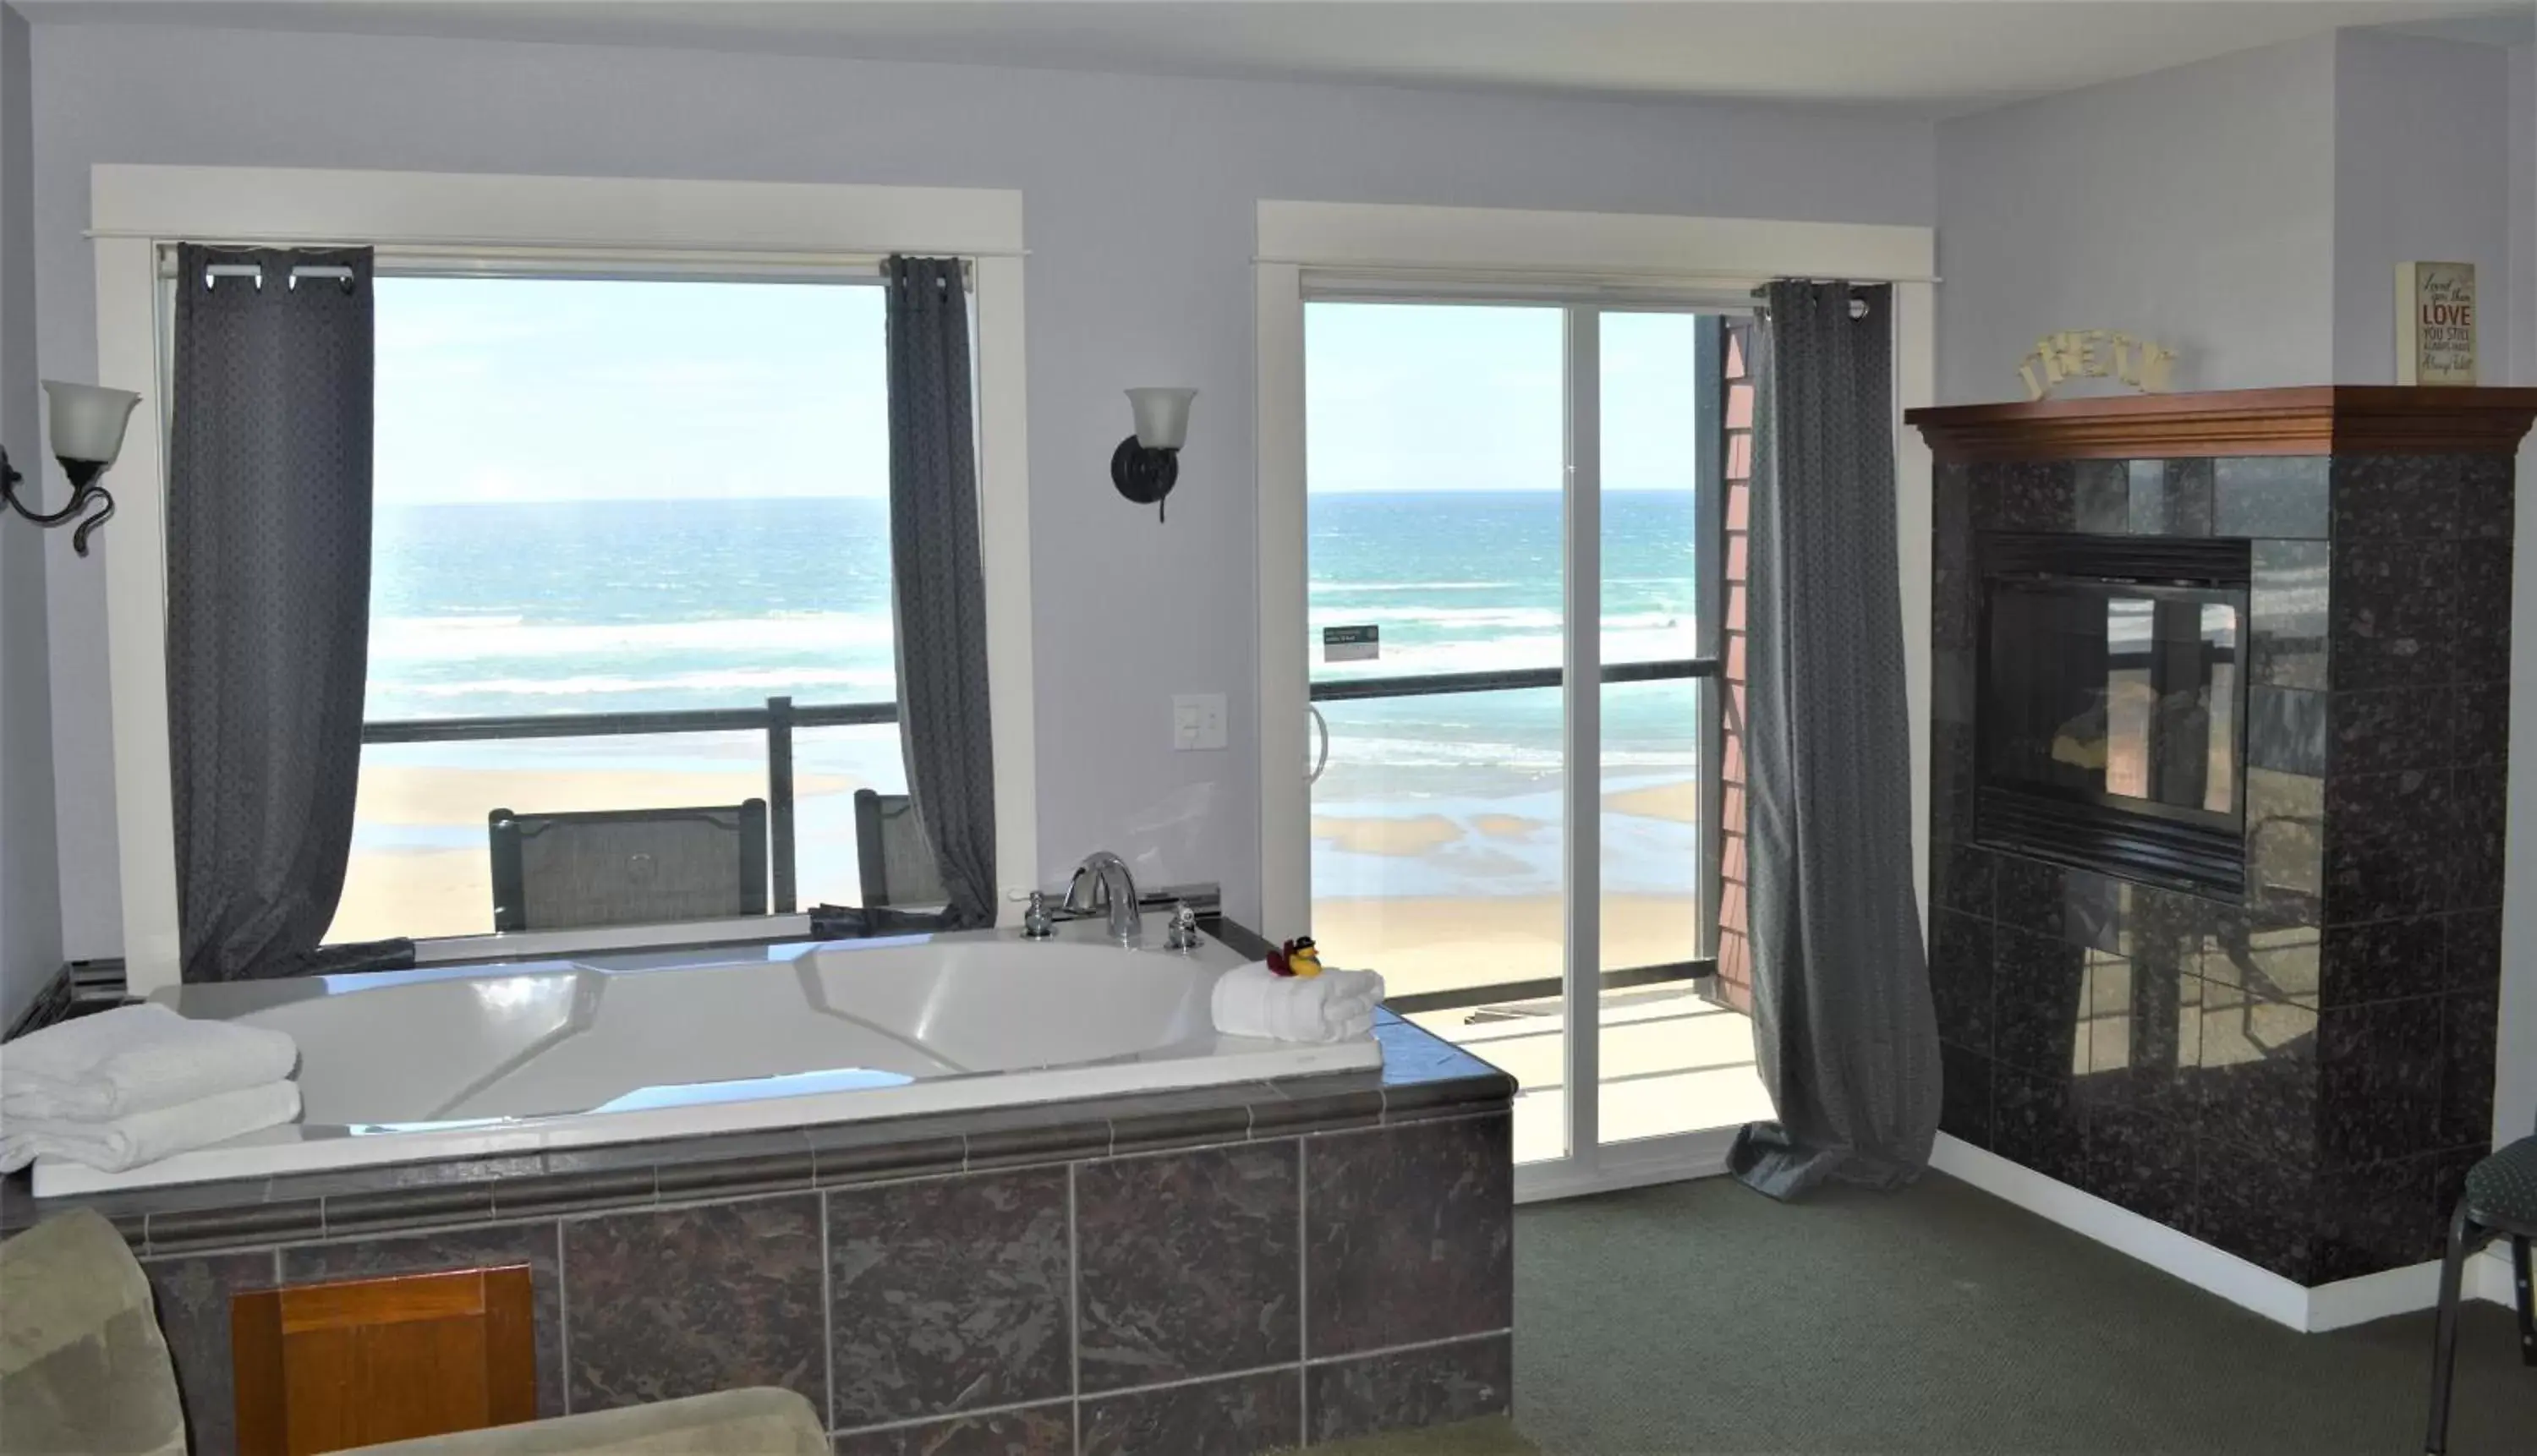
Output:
1021 890 1056 940
1164 901 1203 951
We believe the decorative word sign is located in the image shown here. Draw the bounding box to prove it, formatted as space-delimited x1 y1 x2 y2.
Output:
2017 329 2177 402
2397 260 2477 386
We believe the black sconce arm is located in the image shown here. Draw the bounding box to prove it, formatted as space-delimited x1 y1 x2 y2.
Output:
0 446 116 556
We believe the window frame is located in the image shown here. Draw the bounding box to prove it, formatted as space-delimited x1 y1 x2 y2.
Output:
91 166 1037 996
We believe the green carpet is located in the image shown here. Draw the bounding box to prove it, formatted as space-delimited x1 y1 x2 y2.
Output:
1514 1174 2537 1454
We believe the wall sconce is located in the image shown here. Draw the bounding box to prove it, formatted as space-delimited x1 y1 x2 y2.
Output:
1110 387 1195 523
1 381 142 556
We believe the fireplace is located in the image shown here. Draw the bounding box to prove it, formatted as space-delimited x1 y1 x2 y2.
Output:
1976 533 2252 897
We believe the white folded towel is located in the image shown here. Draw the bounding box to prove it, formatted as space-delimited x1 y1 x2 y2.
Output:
1211 962 1384 1044
0 1080 303 1174
2 1004 298 1121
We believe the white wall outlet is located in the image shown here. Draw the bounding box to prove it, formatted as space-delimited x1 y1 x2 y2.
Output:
1171 692 1228 751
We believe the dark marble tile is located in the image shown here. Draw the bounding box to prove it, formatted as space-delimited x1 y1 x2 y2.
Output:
1305 1114 1512 1358
2320 917 2444 1009
565 1194 827 1415
2193 922 2320 1009
962 1106 1115 1173
142 1248 277 1456
1252 1078 1385 1138
2128 458 2213 537
829 1169 1071 1429
1308 1333 1513 1445
1079 1368 1300 1456
2453 680 2509 766
2249 539 2331 691
1992 926 2086 1077
2430 1147 2487 1232
1928 911 1994 1055
282 1220 566 1420
1933 842 1993 920
1980 460 2079 532
2080 1102 2196 1230
1077 1143 1298 1391
2063 871 2123 955
2453 454 2514 540
2248 687 2328 776
2437 990 2498 1150
2322 769 2449 924
2073 460 2129 532
1937 1043 1993 1150
1931 721 1977 846
651 1130 816 1203
1992 1061 2084 1185
2444 910 2502 994
2082 955 2200 1119
492 1158 658 1219
2317 996 2442 1168
2332 455 2458 542
2192 1145 2314 1282
1100 1086 1258 1156
2193 981 2320 1166
2447 763 2507 911
833 1404 1074 1456
2326 687 2450 778
1374 1019 1509 1095
2330 537 2457 691
1932 557 1978 652
1934 462 1973 565
2313 1156 2440 1284
318 1183 498 1240
1932 645 1976 727
2453 539 2513 685
1992 856 2068 942
2214 457 2330 539
2246 768 2326 911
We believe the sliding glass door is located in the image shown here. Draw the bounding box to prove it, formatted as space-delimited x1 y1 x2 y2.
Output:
1300 293 1761 1190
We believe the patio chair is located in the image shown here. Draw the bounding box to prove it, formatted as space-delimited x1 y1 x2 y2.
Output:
853 790 946 910
487 802 768 933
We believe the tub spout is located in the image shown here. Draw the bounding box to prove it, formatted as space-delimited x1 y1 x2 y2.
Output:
1063 851 1142 945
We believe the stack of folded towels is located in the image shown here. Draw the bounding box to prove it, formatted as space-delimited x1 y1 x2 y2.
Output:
2 1004 301 1174
1209 962 1386 1043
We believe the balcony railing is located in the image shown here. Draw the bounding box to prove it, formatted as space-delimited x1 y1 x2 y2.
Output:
361 654 1719 1008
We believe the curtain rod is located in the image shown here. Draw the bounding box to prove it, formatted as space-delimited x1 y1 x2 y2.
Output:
96 228 1026 259
1263 256 1938 284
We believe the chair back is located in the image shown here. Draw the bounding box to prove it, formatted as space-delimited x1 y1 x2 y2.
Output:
488 801 768 933
854 790 947 910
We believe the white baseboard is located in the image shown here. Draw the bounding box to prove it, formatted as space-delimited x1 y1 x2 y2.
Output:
1931 1134 2516 1333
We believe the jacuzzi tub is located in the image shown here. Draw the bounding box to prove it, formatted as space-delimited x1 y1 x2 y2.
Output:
34 921 1381 1196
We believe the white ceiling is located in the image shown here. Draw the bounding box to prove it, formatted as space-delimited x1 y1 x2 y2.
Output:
21 1 2534 115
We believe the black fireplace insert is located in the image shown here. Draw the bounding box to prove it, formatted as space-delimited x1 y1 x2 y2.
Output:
1976 533 2252 897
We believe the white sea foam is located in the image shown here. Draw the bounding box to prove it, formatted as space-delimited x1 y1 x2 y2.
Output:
370 612 894 662
398 665 895 699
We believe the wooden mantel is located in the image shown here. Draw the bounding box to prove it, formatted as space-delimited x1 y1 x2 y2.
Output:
1905 386 2537 461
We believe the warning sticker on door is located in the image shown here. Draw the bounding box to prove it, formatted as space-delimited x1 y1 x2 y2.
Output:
1323 625 1379 663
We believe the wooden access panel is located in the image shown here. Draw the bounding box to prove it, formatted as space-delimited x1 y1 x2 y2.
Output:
231 1264 537 1456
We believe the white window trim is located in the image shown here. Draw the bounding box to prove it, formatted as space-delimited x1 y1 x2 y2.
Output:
1253 200 1934 1199
92 165 1037 997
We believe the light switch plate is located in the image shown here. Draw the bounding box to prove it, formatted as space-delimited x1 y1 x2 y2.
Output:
1171 692 1228 751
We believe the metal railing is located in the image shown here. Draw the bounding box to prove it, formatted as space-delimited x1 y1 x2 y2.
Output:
363 657 1722 1009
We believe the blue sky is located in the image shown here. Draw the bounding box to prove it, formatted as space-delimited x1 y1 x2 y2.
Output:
375 280 1703 505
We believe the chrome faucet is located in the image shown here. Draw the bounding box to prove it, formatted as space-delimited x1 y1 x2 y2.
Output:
1063 851 1142 944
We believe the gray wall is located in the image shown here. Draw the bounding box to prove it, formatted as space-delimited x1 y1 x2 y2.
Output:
2330 30 2512 383
0 1 62 1026
2501 40 2535 1148
23 20 1936 957
1933 34 2339 404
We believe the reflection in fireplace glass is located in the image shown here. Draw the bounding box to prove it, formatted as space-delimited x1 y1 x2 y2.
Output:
1984 581 2242 821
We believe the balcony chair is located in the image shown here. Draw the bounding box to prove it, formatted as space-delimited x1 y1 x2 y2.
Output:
487 802 768 933
852 790 946 910
2425 1125 2537 1453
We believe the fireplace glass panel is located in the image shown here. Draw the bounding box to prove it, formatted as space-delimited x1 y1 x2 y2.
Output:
1983 580 2243 826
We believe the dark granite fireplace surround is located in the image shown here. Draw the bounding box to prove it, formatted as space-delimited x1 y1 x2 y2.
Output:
2 944 1515 1456
1913 388 2537 1289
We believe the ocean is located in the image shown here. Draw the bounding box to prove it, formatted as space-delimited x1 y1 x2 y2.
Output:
349 491 1700 922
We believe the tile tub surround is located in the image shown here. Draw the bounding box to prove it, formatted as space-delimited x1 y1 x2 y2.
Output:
4 1008 1515 1456
1910 387 2537 1288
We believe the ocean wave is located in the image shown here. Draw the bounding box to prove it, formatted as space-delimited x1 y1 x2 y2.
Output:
1310 581 1525 594
392 665 896 699
370 612 894 661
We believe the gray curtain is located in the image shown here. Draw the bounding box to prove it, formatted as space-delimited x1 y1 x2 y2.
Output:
167 246 376 982
884 257 997 929
1729 281 1942 1197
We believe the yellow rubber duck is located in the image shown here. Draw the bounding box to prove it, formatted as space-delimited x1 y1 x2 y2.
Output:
1284 937 1324 979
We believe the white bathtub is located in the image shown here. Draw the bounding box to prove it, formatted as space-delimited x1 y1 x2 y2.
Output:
34 922 1380 1196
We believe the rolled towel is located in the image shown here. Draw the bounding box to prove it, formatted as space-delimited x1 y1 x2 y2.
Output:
2 1004 298 1122
1211 962 1384 1043
0 1080 302 1175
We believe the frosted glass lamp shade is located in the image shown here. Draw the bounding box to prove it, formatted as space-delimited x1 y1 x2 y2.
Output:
43 381 140 466
1126 388 1196 451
